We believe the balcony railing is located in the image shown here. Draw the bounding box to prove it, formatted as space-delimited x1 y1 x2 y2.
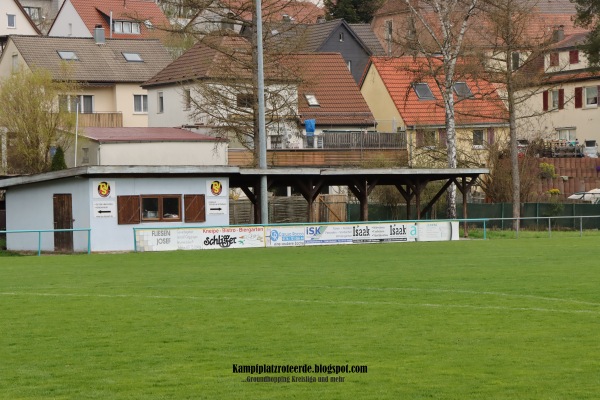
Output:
77 112 123 128
318 130 407 149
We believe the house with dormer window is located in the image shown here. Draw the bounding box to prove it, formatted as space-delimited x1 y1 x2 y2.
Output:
47 0 170 40
0 33 173 127
360 56 508 166
0 0 41 51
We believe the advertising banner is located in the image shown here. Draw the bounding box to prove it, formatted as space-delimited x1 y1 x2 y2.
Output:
416 221 459 241
134 221 459 252
304 224 354 246
135 226 265 251
350 222 418 243
265 226 305 247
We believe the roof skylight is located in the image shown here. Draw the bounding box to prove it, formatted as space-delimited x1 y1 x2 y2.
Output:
123 52 143 62
304 93 320 106
453 82 473 98
413 83 434 100
57 51 78 61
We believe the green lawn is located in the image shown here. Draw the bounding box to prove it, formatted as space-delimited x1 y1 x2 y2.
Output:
1 239 600 399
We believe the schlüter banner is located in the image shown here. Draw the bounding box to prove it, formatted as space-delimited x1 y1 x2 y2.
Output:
135 226 265 251
134 221 458 252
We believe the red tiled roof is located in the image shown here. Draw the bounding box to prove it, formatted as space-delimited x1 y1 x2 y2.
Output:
66 0 170 40
369 56 507 127
81 127 221 142
285 53 375 126
224 0 324 23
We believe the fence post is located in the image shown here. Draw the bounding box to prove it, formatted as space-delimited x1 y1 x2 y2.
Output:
548 217 551 238
580 216 583 237
38 231 42 256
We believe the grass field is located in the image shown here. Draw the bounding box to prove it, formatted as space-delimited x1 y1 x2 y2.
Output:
2 238 600 399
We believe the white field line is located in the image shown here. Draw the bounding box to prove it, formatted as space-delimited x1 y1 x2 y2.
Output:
300 286 600 307
0 291 599 315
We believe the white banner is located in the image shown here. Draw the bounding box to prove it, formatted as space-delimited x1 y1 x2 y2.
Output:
265 226 305 247
134 221 458 252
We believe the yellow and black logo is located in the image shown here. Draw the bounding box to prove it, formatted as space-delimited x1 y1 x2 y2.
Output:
210 180 223 196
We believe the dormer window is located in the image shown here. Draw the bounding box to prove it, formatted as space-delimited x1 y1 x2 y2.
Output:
304 93 320 106
414 83 434 100
123 52 143 62
453 82 473 98
58 51 78 61
113 20 141 34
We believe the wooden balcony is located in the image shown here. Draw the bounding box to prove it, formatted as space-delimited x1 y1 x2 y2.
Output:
229 148 408 167
77 112 123 128
229 131 408 167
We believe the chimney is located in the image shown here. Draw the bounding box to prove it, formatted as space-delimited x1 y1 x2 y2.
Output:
552 25 564 43
282 14 292 23
316 16 326 23
94 24 105 44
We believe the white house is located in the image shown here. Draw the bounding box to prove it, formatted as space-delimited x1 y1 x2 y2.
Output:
0 166 235 252
0 0 41 50
69 127 228 167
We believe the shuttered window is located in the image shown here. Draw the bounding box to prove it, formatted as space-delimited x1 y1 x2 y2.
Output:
117 196 141 225
184 195 206 223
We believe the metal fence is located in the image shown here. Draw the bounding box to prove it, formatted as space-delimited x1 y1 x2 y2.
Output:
1 228 91 256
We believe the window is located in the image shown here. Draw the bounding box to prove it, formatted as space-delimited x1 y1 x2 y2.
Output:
557 128 576 141
59 95 93 113
569 50 579 64
157 92 164 113
543 89 564 111
23 7 41 21
142 195 181 221
415 130 437 148
58 51 78 61
453 82 473 99
551 89 559 109
585 87 598 107
222 13 235 30
473 129 484 148
7 14 16 28
81 148 89 164
113 20 140 34
414 83 435 100
549 52 559 67
347 60 352 72
237 93 254 108
134 94 148 113
512 52 520 70
184 89 191 110
339 32 344 42
385 20 393 40
118 195 206 224
304 93 320 106
11 54 18 72
123 52 143 62
270 135 283 149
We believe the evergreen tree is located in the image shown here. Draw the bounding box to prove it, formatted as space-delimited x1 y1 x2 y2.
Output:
573 0 600 66
324 0 383 23
51 146 67 171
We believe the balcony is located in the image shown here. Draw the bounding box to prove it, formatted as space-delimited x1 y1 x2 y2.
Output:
77 112 123 128
229 131 408 167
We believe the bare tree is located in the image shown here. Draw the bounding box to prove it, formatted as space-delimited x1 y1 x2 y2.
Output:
0 68 78 174
476 0 564 227
400 0 480 218
153 1 322 163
